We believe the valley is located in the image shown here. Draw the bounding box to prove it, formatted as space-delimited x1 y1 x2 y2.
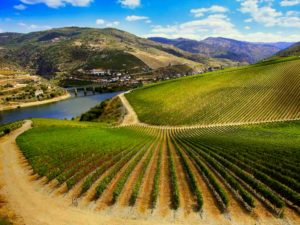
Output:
0 16 299 225
0 50 299 224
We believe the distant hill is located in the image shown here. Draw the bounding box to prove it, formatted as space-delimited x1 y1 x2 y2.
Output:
276 42 300 57
0 33 22 45
0 27 238 77
149 37 294 63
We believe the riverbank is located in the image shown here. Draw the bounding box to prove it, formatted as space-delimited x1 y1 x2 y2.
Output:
0 91 122 125
0 92 71 112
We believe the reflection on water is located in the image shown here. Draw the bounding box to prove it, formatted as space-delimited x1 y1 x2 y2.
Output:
0 91 122 125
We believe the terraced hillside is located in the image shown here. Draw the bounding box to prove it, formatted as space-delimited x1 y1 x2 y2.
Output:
126 57 300 126
14 119 300 224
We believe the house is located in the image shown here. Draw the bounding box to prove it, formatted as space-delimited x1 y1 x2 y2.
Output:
90 69 106 76
35 90 44 97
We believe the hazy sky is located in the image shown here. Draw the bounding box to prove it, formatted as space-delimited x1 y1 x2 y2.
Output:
1 0 300 42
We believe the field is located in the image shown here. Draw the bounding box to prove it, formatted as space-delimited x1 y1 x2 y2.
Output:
126 57 300 125
13 118 300 224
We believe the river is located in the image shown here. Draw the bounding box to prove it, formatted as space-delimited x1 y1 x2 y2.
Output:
0 91 122 125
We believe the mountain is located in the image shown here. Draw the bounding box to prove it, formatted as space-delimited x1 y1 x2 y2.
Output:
149 37 294 63
265 42 294 49
0 27 239 78
276 42 300 57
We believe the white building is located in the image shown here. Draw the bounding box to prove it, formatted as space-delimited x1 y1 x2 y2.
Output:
35 90 44 97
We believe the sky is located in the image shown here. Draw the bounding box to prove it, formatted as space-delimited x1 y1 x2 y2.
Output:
0 0 300 42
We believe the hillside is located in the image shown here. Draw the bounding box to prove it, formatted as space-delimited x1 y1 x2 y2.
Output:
277 42 300 57
126 57 300 126
149 37 294 63
0 27 238 78
2 52 300 225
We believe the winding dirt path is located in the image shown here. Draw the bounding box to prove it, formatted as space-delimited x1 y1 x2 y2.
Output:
118 92 140 126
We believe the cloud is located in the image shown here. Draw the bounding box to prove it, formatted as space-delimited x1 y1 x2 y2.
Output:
106 21 120 27
119 0 140 9
286 11 300 16
239 0 300 28
280 0 300 6
148 14 240 40
14 4 27 10
146 13 300 42
20 0 93 8
241 32 300 42
244 18 253 22
191 5 229 17
244 26 251 30
126 15 149 22
18 22 51 30
96 19 105 25
95 19 120 27
151 25 179 34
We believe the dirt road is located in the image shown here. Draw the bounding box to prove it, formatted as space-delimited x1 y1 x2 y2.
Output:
118 93 140 126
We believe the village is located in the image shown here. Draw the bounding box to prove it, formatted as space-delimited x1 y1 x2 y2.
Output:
66 64 221 88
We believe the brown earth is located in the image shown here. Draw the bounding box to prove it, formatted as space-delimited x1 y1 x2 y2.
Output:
136 133 162 213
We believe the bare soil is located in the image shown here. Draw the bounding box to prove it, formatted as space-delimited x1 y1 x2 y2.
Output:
157 131 171 217
117 143 154 206
167 134 196 217
136 138 161 213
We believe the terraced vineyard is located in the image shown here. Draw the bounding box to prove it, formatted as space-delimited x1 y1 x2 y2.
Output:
126 57 300 125
16 119 300 224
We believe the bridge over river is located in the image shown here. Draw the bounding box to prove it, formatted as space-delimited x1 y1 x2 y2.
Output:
66 83 107 96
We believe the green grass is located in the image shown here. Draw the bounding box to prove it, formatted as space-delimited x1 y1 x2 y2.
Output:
0 217 11 225
126 58 300 125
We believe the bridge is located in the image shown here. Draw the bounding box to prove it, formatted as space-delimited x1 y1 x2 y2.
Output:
66 83 107 96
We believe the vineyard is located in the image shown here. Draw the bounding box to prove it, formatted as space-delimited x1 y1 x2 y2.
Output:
16 118 300 223
126 57 300 125
10 56 300 224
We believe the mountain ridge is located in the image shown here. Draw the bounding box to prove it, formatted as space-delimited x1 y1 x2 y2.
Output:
0 27 239 77
276 42 300 57
149 36 294 63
